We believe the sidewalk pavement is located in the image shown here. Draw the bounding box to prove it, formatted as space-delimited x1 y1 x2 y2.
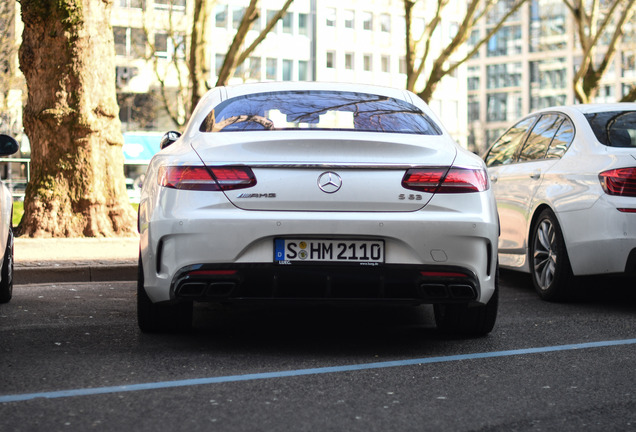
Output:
15 237 139 284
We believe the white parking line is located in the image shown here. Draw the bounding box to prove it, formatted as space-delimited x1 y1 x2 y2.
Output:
2 338 635 403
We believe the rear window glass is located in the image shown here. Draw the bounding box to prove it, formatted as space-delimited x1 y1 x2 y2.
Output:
199 90 442 135
584 111 636 147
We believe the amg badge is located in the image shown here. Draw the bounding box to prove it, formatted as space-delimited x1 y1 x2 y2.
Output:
236 193 276 198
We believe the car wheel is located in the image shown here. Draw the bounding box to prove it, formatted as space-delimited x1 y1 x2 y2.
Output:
137 254 192 333
434 267 498 337
530 209 573 301
0 227 13 304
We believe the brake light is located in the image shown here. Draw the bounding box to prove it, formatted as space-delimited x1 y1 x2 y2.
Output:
402 168 488 193
599 168 636 197
158 166 256 191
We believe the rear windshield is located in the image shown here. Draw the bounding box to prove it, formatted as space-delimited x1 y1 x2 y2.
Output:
584 111 636 147
199 90 442 135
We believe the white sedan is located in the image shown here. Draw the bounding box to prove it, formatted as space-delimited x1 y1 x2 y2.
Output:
138 82 499 335
484 104 636 300
0 134 19 303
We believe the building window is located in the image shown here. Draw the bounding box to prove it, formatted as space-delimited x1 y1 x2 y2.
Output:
283 59 293 81
154 0 185 12
232 7 244 30
233 62 244 78
487 25 522 57
326 8 336 27
345 53 354 70
113 27 147 58
298 13 309 36
362 12 373 31
298 60 309 80
119 0 144 9
363 54 372 71
381 55 390 72
266 58 277 80
380 14 391 33
215 5 228 28
267 10 279 33
215 54 225 75
154 32 168 58
249 57 261 80
468 95 480 123
326 51 335 69
344 10 354 29
283 12 293 34
399 56 406 74
487 63 522 89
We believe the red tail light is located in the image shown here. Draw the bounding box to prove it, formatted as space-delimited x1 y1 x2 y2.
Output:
599 167 636 197
402 168 488 193
158 166 256 191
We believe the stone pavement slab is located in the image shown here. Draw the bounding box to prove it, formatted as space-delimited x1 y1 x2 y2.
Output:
14 237 139 284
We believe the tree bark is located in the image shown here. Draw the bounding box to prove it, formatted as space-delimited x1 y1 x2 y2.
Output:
189 0 212 114
17 0 136 238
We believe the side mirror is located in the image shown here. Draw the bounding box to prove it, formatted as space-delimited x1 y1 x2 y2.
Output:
159 131 181 150
0 135 19 156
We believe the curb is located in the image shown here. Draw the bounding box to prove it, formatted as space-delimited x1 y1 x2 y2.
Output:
15 264 138 285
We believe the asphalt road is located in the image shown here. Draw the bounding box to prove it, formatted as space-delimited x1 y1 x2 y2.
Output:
1 271 636 431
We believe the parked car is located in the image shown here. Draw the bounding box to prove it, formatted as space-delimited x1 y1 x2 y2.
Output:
137 82 499 335
483 103 636 300
0 134 19 303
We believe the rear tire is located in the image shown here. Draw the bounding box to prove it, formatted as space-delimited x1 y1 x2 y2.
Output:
137 254 192 333
434 268 498 337
529 209 573 301
0 227 13 304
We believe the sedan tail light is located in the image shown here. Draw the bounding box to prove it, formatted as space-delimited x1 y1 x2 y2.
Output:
402 167 489 193
158 166 256 191
599 167 636 197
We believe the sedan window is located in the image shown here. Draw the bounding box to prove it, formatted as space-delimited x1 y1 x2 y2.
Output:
485 116 536 167
199 90 443 135
546 118 574 159
518 114 563 162
585 111 636 147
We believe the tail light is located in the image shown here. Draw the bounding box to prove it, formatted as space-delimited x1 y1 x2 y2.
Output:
402 167 488 193
599 168 636 197
158 166 256 191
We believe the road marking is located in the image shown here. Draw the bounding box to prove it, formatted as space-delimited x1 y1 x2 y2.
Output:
2 338 636 403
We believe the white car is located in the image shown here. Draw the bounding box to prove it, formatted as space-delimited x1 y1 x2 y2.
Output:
0 134 19 303
137 82 499 335
484 104 636 301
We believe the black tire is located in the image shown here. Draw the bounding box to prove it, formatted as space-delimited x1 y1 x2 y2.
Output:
137 254 192 333
434 267 498 337
0 227 14 304
529 209 573 301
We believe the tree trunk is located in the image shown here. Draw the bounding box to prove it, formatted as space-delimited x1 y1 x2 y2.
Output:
189 0 212 113
17 0 136 238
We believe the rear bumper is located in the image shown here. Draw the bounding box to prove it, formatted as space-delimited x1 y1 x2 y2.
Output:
560 198 636 276
169 263 482 305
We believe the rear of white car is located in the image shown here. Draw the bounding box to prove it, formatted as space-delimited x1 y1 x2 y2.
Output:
138 82 499 335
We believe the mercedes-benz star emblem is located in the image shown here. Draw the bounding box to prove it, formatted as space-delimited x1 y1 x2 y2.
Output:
317 171 342 194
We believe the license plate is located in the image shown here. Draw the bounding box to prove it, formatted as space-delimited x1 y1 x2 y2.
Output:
274 239 384 264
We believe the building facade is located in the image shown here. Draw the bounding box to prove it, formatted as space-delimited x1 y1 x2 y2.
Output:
113 0 469 147
467 0 636 153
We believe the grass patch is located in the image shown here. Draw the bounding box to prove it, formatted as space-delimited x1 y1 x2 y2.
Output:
12 200 138 227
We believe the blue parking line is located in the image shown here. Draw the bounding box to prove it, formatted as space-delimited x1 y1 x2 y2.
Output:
2 338 636 403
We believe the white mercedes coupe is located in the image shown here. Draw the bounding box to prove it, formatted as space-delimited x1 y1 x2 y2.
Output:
137 82 499 335
484 104 636 301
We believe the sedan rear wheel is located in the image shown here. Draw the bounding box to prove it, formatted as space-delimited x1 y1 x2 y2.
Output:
434 267 498 337
530 209 573 301
0 227 13 304
137 254 193 333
